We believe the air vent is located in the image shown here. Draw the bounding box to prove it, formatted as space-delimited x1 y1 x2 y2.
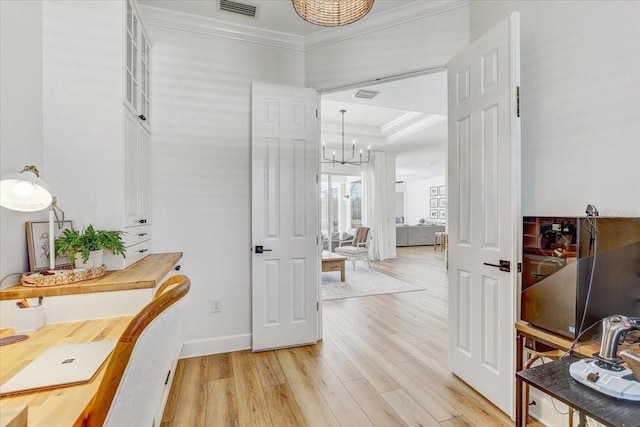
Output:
353 89 379 100
220 0 257 17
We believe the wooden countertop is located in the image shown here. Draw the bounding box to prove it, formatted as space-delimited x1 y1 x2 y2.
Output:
0 252 182 300
0 317 131 426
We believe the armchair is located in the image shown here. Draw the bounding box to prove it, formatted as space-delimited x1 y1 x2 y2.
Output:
334 227 371 269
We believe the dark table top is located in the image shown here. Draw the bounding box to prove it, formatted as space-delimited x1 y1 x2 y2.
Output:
517 356 640 427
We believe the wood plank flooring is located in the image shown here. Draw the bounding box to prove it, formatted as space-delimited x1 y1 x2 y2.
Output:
161 246 513 427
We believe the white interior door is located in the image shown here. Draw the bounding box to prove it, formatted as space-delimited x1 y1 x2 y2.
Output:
447 13 521 417
251 82 320 352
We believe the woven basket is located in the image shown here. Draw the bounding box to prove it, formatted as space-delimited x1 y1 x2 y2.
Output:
21 265 107 287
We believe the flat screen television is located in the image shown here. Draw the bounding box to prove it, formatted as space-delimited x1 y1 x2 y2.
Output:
575 218 640 339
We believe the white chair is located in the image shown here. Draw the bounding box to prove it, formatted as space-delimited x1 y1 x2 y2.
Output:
79 275 190 427
335 227 371 270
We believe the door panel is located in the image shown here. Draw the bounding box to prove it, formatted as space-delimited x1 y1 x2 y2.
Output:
447 12 521 417
252 82 319 352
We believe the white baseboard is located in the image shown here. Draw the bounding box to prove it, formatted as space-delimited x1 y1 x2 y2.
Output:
180 333 251 358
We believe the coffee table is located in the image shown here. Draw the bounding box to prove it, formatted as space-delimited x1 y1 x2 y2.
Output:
321 251 347 282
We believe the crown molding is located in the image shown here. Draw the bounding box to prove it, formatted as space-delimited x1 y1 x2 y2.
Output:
305 0 471 51
139 1 470 52
139 5 306 51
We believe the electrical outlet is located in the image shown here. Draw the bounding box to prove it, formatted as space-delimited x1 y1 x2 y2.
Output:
211 298 221 313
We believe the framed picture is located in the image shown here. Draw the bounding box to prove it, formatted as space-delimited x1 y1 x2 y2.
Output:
439 185 446 196
430 209 438 219
430 186 438 196
430 198 438 208
439 198 446 207
26 221 74 271
439 209 447 219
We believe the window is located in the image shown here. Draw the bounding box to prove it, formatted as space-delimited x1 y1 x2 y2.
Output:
321 173 364 251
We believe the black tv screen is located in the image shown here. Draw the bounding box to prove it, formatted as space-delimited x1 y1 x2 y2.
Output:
576 218 640 338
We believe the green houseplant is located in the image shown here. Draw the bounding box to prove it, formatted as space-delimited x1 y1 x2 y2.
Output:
55 225 126 268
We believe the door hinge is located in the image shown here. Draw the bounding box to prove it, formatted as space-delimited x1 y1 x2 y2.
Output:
316 109 318 118
316 174 318 184
316 302 319 311
316 236 319 245
516 86 520 118
517 262 522 273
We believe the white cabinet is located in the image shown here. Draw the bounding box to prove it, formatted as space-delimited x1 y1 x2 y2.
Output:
125 0 151 130
121 110 152 268
125 111 151 227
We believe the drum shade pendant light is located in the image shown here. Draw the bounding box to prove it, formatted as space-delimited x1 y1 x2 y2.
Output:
292 0 374 27
322 110 370 166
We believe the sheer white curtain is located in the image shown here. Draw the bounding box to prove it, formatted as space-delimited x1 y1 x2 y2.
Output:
364 151 392 261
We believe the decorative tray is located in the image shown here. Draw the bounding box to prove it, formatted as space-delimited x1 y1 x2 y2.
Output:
21 265 107 287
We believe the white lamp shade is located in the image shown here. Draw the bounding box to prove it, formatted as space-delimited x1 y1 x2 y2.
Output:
0 173 53 212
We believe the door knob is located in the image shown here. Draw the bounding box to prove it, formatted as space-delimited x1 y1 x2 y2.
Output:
255 246 272 254
483 260 511 272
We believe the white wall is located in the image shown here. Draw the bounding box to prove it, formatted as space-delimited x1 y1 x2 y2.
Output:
471 1 640 218
306 6 469 91
405 176 446 225
42 1 125 231
144 13 305 356
0 1 45 284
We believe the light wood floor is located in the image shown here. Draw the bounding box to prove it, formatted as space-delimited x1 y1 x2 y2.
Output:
160 246 513 427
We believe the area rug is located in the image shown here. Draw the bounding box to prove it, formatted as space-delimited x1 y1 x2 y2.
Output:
322 264 425 300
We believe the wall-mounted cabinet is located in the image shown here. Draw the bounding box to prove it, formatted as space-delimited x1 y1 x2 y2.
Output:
125 0 151 131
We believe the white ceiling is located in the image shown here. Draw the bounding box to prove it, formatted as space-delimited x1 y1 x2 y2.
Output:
139 0 450 181
321 72 448 181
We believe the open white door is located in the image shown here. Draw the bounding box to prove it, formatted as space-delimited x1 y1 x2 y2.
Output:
447 13 521 417
251 82 320 352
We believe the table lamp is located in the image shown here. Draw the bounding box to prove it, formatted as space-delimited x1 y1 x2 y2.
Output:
0 165 62 270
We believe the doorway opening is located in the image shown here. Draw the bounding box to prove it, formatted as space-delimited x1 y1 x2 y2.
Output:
319 70 449 301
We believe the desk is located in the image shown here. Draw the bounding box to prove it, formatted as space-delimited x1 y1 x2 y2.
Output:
0 253 182 328
515 321 640 426
322 251 347 282
517 357 640 427
0 316 131 426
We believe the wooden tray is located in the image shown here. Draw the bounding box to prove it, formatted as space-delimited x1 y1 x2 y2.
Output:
21 265 107 287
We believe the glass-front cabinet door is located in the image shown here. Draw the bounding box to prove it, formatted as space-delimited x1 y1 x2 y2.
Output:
140 31 151 124
126 0 138 112
125 0 150 127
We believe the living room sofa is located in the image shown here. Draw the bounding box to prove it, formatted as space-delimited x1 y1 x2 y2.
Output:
396 224 445 246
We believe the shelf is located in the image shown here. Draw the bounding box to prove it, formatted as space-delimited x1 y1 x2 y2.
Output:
0 252 182 300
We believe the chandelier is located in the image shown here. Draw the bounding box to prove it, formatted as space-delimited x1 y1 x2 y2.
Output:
322 109 370 166
292 0 374 27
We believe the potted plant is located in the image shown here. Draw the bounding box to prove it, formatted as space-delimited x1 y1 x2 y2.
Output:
55 225 126 269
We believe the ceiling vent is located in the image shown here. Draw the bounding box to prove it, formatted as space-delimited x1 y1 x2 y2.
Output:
353 89 379 100
220 0 257 18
